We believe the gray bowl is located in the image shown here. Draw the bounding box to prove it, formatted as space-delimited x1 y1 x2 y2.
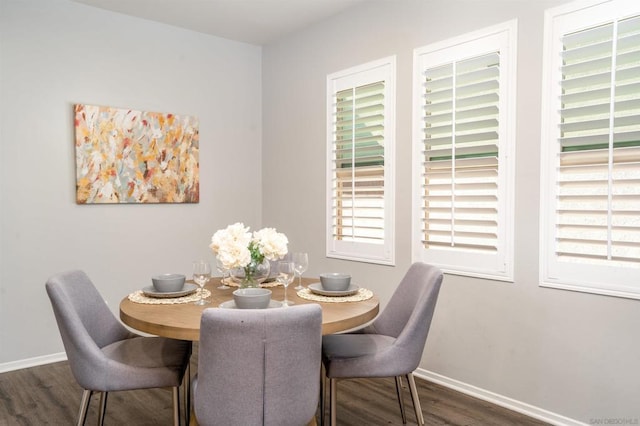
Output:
319 273 351 291
233 288 272 309
152 273 186 292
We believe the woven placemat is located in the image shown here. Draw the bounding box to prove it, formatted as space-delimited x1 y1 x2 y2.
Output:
128 289 212 304
225 280 282 289
296 288 373 303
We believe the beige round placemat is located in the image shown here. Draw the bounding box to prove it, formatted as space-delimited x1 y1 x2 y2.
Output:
296 288 373 303
225 280 282 289
128 289 212 304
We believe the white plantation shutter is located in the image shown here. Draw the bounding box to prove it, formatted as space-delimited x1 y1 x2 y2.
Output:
421 54 500 253
413 21 516 280
333 82 385 243
541 0 640 298
327 57 395 265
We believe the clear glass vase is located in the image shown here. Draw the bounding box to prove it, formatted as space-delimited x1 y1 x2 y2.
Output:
230 258 270 288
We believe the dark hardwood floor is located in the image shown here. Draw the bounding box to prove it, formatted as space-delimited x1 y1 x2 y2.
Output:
0 348 549 425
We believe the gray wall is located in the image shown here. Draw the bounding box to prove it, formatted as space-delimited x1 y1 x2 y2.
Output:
0 0 263 364
262 0 640 424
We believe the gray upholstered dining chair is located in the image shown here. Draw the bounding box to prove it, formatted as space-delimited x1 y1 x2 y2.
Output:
192 303 322 426
46 270 192 426
320 262 443 425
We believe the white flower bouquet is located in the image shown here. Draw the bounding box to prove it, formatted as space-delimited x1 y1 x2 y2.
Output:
209 222 288 285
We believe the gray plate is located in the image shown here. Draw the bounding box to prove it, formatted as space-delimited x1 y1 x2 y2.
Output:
308 282 359 297
142 283 198 298
219 300 283 309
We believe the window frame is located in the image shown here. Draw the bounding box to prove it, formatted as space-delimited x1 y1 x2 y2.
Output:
540 0 640 299
412 20 517 282
326 56 396 266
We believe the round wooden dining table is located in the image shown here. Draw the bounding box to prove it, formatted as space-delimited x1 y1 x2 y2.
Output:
119 277 379 341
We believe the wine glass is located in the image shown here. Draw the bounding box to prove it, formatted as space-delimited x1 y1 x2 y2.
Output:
215 257 230 289
277 261 295 307
193 260 211 305
292 252 308 290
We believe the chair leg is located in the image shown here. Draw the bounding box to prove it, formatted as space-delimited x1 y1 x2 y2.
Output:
395 376 407 424
406 373 424 425
184 363 191 426
76 389 92 426
172 386 181 426
319 364 326 426
329 378 337 426
98 392 108 426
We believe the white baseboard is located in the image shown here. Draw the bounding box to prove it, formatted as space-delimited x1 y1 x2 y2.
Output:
415 368 586 426
0 352 67 374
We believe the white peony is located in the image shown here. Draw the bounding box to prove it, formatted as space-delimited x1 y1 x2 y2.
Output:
253 228 289 261
209 222 253 269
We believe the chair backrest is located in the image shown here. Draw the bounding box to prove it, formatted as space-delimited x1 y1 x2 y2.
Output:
195 304 323 426
365 262 443 370
45 270 130 390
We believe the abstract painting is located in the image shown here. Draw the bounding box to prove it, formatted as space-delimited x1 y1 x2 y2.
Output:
74 104 199 204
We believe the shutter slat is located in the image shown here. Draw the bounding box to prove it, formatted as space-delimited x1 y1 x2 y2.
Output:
422 240 499 252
